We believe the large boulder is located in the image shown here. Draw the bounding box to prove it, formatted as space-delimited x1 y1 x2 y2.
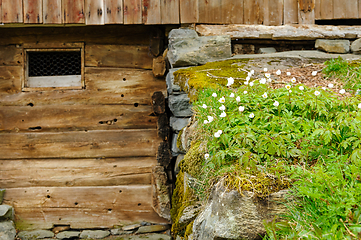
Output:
0 221 16 240
167 28 231 68
315 39 350 53
192 182 290 240
351 38 361 54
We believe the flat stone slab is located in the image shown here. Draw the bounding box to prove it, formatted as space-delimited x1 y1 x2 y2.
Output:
18 230 55 240
80 230 110 239
315 39 350 53
136 225 169 234
56 231 80 239
117 234 171 240
196 24 361 40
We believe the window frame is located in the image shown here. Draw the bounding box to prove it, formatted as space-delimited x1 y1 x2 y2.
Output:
22 42 85 91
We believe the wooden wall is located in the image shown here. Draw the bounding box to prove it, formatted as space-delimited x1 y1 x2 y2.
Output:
1 0 361 26
0 25 169 230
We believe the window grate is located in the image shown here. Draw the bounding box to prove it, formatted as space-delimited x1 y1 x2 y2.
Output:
28 51 81 77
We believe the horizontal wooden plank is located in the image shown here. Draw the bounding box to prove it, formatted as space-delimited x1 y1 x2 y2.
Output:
26 75 82 88
0 66 22 94
85 67 165 91
0 157 156 188
3 186 169 230
0 129 161 159
85 45 153 69
0 104 158 132
0 45 23 66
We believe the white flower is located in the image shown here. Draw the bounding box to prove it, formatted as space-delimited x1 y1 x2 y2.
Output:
291 77 296 83
247 72 252 77
273 101 279 107
243 91 248 94
264 68 268 72
260 78 267 84
322 87 326 90
267 78 272 83
202 104 207 109
239 106 245 112
219 97 225 103
358 103 361 109
217 130 223 134
207 116 214 122
276 70 281 75
339 89 346 94
289 90 292 93
219 105 226 111
214 130 223 138
244 81 249 85
249 81 254 87
246 76 251 81
285 85 291 90
220 111 227 118
287 72 291 76
299 86 304 90
230 93 235 98
249 113 255 118
227 77 234 87
314 91 320 96
312 71 317 76
250 70 255 75
204 120 209 124
265 73 271 78
262 92 268 98
328 83 334 88
212 93 217 97
204 153 210 159
236 96 241 102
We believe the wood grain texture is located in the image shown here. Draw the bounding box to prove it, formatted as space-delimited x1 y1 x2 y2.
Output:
244 0 264 24
198 0 222 23
0 45 23 66
179 0 198 23
161 0 180 24
24 0 43 24
0 66 22 94
63 0 85 24
221 0 243 24
143 0 161 24
2 0 23 23
0 0 2 23
298 0 315 24
85 0 105 25
85 45 153 69
4 186 169 230
104 0 123 24
334 0 357 19
0 105 158 132
268 0 283 25
0 129 161 159
43 0 62 24
0 157 156 187
284 0 298 23
124 0 142 24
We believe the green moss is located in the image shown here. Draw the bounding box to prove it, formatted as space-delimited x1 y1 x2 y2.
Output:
179 141 205 177
173 59 249 102
14 220 34 231
184 220 194 239
176 129 184 152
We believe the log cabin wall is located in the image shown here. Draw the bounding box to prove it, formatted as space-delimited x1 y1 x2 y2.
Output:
0 25 170 230
0 0 361 26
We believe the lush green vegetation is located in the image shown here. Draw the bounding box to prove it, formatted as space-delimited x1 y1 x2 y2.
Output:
181 58 361 239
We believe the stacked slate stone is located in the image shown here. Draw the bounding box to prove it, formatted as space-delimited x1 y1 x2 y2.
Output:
0 189 16 240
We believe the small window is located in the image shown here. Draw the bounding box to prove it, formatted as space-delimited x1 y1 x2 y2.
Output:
23 43 84 90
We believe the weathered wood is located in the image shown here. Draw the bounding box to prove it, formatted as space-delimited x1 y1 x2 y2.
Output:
85 45 153 69
298 0 315 24
43 0 62 24
244 0 264 24
161 0 180 24
26 75 82 88
104 0 123 24
198 0 222 23
152 91 165 115
0 45 23 66
157 113 169 141
179 0 198 23
284 0 298 24
0 66 22 94
152 56 166 77
23 0 43 24
85 0 105 25
334 0 357 19
0 105 158 132
0 0 2 23
0 157 156 188
2 0 23 23
124 0 142 24
63 0 85 24
0 129 161 159
221 0 243 24
3 186 169 230
142 0 161 24
268 0 283 26
157 141 172 167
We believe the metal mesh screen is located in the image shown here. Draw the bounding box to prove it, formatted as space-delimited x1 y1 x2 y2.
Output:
28 51 81 77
